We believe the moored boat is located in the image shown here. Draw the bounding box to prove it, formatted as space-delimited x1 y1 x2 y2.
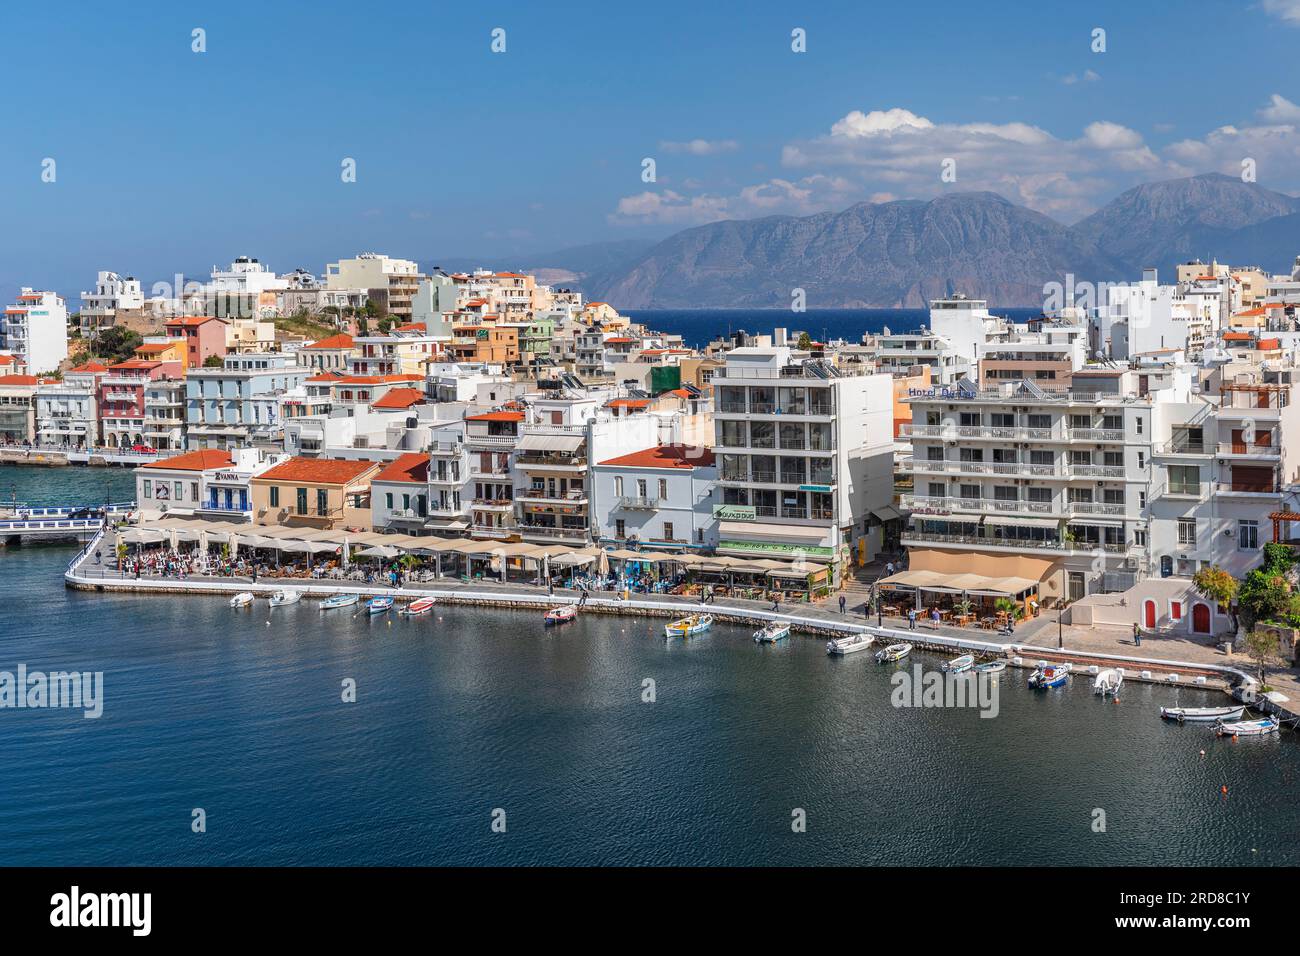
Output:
1093 668 1123 696
1028 662 1072 689
975 659 1007 675
544 604 578 626
943 654 974 673
1214 715 1279 737
1161 705 1246 723
875 642 912 663
754 621 791 643
229 591 254 609
320 593 359 611
826 634 874 655
269 589 301 607
366 596 394 615
664 613 713 638
401 597 436 615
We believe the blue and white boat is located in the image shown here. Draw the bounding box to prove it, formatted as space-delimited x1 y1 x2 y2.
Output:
875 643 912 663
975 660 1007 675
1028 662 1071 689
754 621 790 643
1215 715 1279 737
320 593 359 611
943 654 974 674
366 596 394 615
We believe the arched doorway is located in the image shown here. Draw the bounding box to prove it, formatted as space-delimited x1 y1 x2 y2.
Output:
1143 600 1157 629
1192 602 1211 634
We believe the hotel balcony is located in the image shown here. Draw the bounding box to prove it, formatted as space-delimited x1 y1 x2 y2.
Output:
1214 480 1281 498
517 523 589 543
518 488 588 506
1154 439 1213 457
464 434 518 448
516 454 587 472
617 495 664 510
1216 442 1280 459
900 528 1128 556
471 498 514 512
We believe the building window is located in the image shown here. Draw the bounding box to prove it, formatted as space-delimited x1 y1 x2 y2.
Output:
662 522 674 541
658 478 668 500
614 476 623 497
1238 520 1259 550
270 486 279 507
615 519 625 539
1177 518 1196 548
296 487 307 515
386 493 394 509
316 489 328 515
142 479 152 498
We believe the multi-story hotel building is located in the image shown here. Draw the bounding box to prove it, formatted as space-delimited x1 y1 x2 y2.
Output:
712 346 894 586
79 271 144 337
1 289 68 376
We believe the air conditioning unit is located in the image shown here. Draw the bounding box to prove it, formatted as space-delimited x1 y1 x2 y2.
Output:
1123 556 1138 570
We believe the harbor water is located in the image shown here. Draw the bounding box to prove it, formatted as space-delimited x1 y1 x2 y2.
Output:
3 540 1298 866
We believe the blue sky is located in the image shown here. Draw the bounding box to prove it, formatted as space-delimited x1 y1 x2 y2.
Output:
3 0 1300 301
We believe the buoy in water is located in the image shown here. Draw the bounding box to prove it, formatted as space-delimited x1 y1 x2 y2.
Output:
1221 785 1229 794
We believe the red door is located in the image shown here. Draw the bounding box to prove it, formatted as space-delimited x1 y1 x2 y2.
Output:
1143 600 1156 629
1192 603 1211 634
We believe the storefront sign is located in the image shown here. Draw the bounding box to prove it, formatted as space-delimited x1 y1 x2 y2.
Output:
713 504 756 521
798 484 832 494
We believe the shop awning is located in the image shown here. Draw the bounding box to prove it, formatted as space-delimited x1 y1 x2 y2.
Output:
871 504 901 522
718 520 828 543
517 434 584 453
879 569 1039 596
550 552 595 567
983 515 1060 529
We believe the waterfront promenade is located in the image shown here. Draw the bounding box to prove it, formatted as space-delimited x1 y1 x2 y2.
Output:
67 527 1263 700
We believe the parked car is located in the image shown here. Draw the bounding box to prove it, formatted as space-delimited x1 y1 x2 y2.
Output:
130 444 155 454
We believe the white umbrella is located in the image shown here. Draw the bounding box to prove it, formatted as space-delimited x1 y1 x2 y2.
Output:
341 535 349 569
358 545 399 559
120 529 165 544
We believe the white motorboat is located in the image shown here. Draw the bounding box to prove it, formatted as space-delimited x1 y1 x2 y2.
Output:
875 643 912 663
401 597 436 616
1028 662 1072 689
974 660 1007 675
1215 716 1280 737
229 591 254 609
826 634 875 655
544 604 577 626
943 654 974 674
320 593 359 611
1093 668 1123 696
754 622 791 643
269 589 301 607
664 614 713 638
1161 705 1246 723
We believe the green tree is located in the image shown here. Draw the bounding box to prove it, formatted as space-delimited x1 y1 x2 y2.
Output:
202 354 224 368
1237 568 1293 629
1244 629 1281 686
89 326 143 364
797 332 813 350
1193 565 1239 626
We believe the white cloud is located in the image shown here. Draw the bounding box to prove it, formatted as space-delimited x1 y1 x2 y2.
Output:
1262 0 1300 24
612 97 1300 228
830 108 933 138
658 139 740 156
1061 69 1101 85
1259 93 1300 122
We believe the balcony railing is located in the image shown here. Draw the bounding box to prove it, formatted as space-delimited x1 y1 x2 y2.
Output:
518 524 588 540
1217 442 1279 457
617 496 663 510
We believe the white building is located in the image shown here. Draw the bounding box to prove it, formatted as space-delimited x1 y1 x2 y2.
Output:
80 271 144 337
713 346 895 586
592 444 718 550
1 289 68 375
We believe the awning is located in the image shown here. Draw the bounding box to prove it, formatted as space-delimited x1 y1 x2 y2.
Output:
550 552 594 567
879 569 947 589
357 545 400 559
983 515 1059 529
871 505 901 522
517 433 584 453
120 529 166 544
878 569 1039 597
1070 518 1125 529
718 520 828 543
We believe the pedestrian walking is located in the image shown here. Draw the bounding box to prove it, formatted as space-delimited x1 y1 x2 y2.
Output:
839 594 846 614
930 606 941 629
885 560 896 577
907 608 917 631
1133 621 1142 647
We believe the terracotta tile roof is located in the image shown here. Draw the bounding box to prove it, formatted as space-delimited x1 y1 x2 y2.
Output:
164 315 225 327
69 361 109 373
373 452 429 484
607 398 651 409
0 355 14 365
108 359 161 370
1257 338 1281 350
142 449 233 472
597 444 714 470
0 374 38 386
256 457 379 485
466 410 524 422
1234 307 1266 317
134 343 177 354
335 374 423 386
305 333 354 350
1223 332 1251 341
305 372 345 383
371 387 426 409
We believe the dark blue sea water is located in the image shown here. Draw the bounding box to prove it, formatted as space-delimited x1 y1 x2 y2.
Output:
3 539 1299 865
0 463 136 509
625 308 1043 348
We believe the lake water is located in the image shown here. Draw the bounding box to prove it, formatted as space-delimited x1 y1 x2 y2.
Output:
3 541 1298 866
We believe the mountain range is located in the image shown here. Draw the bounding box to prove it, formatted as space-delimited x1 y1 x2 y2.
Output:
435 173 1300 309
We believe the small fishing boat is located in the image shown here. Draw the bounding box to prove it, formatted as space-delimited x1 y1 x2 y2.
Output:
269 589 301 608
664 614 713 638
229 591 254 609
401 596 436 616
320 593 359 611
975 659 1007 675
366 596 394 615
826 634 875 655
943 654 974 674
1028 662 1072 689
875 643 912 663
754 621 791 643
1215 715 1279 737
1161 704 1246 723
1093 668 1123 696
544 604 578 626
